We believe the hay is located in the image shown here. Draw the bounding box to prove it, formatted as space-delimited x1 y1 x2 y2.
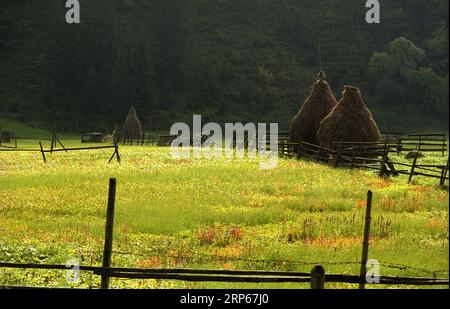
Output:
289 70 338 145
317 85 381 148
405 149 425 159
120 106 143 139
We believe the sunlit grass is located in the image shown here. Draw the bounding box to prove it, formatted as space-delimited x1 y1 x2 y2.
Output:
0 121 448 288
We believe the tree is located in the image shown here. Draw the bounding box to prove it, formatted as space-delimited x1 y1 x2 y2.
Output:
368 52 397 81
388 37 426 72
405 68 449 114
375 78 405 106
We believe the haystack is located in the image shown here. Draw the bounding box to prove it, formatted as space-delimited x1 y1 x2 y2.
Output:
120 106 143 139
405 149 425 159
289 70 338 145
317 85 381 148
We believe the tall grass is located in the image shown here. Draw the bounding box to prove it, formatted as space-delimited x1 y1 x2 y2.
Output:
0 124 448 288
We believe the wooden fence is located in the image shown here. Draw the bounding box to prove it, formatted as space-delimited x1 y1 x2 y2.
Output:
0 179 448 289
278 139 449 186
121 131 161 146
380 132 447 155
0 142 120 163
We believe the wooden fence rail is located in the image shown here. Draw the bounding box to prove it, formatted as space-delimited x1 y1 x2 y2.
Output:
0 142 120 163
0 180 448 289
279 140 449 186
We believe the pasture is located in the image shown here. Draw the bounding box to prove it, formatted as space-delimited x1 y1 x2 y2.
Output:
0 120 448 288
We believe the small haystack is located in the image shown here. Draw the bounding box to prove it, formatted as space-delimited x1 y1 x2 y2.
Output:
405 149 425 159
120 106 143 139
289 70 338 145
317 85 381 148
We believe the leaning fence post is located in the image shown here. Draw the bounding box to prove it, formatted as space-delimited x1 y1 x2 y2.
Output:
310 265 325 289
101 178 117 289
39 142 46 163
115 141 121 163
440 158 449 186
408 157 418 184
379 150 389 178
359 190 373 289
50 127 56 153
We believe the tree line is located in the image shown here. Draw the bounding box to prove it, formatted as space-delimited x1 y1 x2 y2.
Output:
0 0 448 132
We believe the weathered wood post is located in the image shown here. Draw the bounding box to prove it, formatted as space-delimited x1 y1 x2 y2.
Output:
115 141 121 163
50 127 56 153
396 137 402 153
101 178 117 289
316 146 323 162
334 151 340 167
39 142 46 163
310 265 325 289
440 158 449 186
108 141 121 164
378 148 390 178
408 157 418 184
297 141 302 160
350 150 356 169
442 135 446 157
359 190 373 289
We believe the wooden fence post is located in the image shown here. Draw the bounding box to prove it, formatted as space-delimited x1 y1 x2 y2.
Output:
310 265 325 289
297 141 302 160
379 149 390 178
39 142 46 163
115 141 121 163
101 178 117 289
315 146 323 162
442 135 446 157
350 150 356 169
440 158 449 186
334 151 340 167
50 127 56 153
359 190 373 289
396 137 402 153
108 141 121 164
408 157 418 184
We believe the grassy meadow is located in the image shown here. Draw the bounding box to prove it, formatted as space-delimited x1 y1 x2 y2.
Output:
0 120 448 289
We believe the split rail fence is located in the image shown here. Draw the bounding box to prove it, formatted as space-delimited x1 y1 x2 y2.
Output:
278 137 449 186
0 179 448 289
0 129 120 163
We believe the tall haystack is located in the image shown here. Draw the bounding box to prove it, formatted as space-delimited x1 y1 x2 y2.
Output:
317 85 381 148
289 70 338 145
121 105 143 139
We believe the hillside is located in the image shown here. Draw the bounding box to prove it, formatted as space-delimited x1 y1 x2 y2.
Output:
0 0 448 132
